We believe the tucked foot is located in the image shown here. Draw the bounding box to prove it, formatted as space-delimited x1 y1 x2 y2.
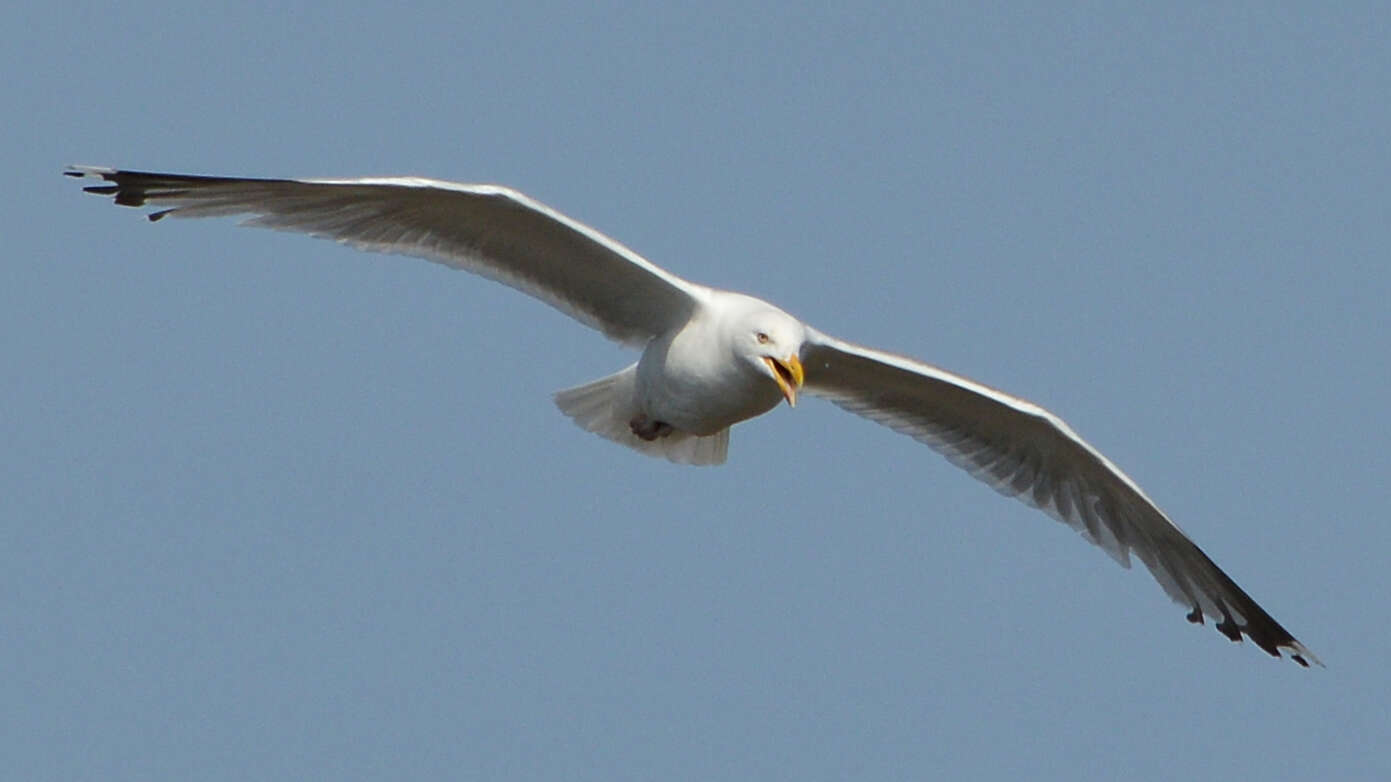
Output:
629 414 674 441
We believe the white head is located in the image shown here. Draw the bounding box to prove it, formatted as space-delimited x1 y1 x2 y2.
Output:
728 299 807 407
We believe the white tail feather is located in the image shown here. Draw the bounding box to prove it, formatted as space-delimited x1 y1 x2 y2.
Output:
553 365 729 466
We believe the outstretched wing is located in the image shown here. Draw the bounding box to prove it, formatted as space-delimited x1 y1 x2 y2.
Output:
66 166 707 346
802 329 1318 666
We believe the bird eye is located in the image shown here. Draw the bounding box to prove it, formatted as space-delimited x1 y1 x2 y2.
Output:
756 332 770 344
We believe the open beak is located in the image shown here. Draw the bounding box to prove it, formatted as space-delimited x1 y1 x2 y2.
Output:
763 354 805 407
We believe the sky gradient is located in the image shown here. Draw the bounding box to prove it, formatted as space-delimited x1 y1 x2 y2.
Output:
6 3 1389 780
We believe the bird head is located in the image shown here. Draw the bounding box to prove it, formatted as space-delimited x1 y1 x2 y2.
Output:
741 309 806 407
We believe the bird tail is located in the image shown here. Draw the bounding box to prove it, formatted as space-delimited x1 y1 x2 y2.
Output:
553 364 729 466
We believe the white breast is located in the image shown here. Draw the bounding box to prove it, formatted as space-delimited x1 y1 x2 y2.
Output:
635 311 782 435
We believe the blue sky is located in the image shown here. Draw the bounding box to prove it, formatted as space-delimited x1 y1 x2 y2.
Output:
6 2 1389 780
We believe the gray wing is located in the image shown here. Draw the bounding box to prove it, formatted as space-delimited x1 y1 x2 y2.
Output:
66 166 706 346
802 330 1318 666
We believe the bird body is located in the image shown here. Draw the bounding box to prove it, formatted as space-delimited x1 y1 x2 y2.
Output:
550 291 807 465
635 292 805 436
66 165 1318 666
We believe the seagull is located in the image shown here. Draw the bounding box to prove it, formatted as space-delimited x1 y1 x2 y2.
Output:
65 165 1318 666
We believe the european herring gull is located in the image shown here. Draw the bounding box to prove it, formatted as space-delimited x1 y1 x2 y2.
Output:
65 165 1318 666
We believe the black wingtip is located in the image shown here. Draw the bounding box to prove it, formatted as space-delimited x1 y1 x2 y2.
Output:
114 190 147 207
1215 616 1243 642
1192 605 1318 667
69 168 199 218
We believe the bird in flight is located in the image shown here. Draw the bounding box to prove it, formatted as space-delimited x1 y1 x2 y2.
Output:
66 165 1318 666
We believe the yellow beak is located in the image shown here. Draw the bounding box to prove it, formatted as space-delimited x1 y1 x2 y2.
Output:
764 354 805 407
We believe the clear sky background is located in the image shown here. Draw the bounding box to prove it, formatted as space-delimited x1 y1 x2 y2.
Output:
6 3 1389 780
